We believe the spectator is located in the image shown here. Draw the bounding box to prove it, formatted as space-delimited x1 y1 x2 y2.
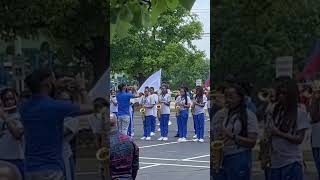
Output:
110 113 139 180
20 69 93 180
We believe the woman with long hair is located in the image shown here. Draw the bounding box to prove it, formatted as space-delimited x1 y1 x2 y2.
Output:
0 88 24 180
268 77 310 180
175 87 191 142
192 86 207 143
212 84 258 180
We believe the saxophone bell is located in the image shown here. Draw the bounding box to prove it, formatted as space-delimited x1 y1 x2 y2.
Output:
96 147 109 161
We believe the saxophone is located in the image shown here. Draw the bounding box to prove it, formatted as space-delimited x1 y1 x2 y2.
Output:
95 107 109 180
175 105 181 116
211 108 226 173
258 104 273 170
156 104 161 119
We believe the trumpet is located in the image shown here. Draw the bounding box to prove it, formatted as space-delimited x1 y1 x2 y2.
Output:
175 105 181 116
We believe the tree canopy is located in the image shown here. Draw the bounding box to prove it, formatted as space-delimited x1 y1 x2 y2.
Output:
111 6 209 89
212 0 320 88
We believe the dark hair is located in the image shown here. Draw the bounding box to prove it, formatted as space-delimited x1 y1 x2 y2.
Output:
225 83 248 137
93 98 108 110
150 87 154 90
181 87 188 105
118 84 126 91
25 69 53 94
195 86 204 102
273 77 298 133
0 88 18 107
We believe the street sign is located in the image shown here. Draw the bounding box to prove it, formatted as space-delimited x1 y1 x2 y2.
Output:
276 56 293 78
196 79 202 86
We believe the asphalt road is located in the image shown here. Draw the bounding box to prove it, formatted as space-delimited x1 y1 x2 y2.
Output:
75 111 319 180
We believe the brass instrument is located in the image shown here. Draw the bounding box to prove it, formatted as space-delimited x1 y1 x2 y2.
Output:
140 107 146 121
211 108 226 173
258 88 273 102
156 104 161 119
175 105 181 116
258 105 273 170
95 107 109 180
211 93 225 173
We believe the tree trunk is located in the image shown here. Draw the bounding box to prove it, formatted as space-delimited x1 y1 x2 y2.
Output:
87 36 108 85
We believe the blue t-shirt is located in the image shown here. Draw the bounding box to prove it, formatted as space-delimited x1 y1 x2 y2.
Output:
116 92 134 116
19 95 80 172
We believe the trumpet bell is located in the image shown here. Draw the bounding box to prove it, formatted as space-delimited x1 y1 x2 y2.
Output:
140 108 145 113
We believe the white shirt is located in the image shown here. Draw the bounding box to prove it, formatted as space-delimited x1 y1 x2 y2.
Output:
110 96 118 113
194 95 208 115
140 95 155 116
152 94 159 117
175 95 191 111
0 112 24 160
63 117 79 159
160 94 171 115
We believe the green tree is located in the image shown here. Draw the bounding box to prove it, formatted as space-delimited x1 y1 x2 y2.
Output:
212 0 320 88
111 6 209 89
0 0 196 82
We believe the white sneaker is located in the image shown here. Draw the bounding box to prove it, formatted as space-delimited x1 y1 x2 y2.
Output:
131 133 134 137
199 139 204 143
150 132 155 136
193 138 199 142
140 137 146 140
180 138 187 142
177 138 182 142
163 137 168 141
168 121 172 125
157 128 161 132
157 122 160 126
158 137 164 141
146 137 151 141
193 135 197 139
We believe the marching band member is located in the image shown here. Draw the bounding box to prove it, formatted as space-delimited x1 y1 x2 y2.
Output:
175 87 191 142
110 90 118 117
140 88 155 141
192 86 207 143
127 87 135 137
309 86 320 179
174 89 181 138
268 77 310 180
212 84 258 180
192 88 197 139
0 89 24 179
158 86 171 141
149 87 158 136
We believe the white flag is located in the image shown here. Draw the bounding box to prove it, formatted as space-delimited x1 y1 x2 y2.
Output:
138 69 162 93
89 68 109 99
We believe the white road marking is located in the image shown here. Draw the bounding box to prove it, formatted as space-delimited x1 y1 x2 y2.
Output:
140 157 209 163
182 154 210 161
140 164 161 169
139 140 192 149
140 162 209 168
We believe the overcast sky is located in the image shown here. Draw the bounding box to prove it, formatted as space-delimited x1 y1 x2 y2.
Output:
191 0 210 59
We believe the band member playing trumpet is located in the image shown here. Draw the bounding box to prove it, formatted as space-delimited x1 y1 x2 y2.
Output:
212 84 258 180
267 77 310 180
158 86 171 141
140 88 156 141
192 86 207 143
175 87 191 142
